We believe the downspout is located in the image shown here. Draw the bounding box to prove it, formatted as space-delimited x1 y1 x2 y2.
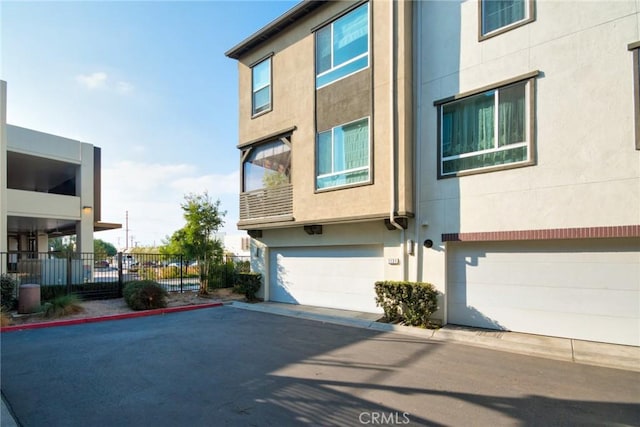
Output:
413 0 423 283
387 0 407 280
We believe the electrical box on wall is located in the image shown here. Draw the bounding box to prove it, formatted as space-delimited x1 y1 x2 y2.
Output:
387 258 400 265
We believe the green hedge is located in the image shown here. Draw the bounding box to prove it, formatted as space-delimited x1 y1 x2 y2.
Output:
374 280 438 328
0 274 18 311
123 280 168 310
233 273 262 301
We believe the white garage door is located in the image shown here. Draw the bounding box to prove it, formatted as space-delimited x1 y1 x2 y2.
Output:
447 239 640 346
269 245 384 313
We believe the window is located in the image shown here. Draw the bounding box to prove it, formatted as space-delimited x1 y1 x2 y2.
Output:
252 58 271 116
243 140 290 192
315 3 369 89
316 117 370 190
480 0 533 38
438 77 535 177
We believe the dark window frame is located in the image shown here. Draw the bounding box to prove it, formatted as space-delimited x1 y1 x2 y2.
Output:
434 71 539 179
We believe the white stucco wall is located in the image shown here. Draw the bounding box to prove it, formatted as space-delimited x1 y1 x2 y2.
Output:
413 0 640 293
418 0 639 233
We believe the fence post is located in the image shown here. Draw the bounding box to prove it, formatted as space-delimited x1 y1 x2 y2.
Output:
117 252 123 297
66 254 72 295
180 254 183 293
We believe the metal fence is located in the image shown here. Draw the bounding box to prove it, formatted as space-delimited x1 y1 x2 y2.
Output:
0 251 250 301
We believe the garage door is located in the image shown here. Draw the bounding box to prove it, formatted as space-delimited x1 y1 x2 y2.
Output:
447 239 640 346
269 245 384 313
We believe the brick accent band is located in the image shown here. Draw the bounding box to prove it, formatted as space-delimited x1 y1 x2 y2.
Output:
442 225 640 242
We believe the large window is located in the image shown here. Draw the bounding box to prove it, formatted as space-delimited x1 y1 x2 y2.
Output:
316 117 370 190
480 0 533 38
252 57 271 116
243 140 290 192
315 3 369 89
438 78 534 177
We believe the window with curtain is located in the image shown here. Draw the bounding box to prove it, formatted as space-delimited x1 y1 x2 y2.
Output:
316 117 370 189
252 58 271 115
481 0 529 36
440 80 531 176
315 3 369 89
243 140 290 192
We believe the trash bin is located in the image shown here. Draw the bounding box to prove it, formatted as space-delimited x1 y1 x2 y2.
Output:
18 284 41 314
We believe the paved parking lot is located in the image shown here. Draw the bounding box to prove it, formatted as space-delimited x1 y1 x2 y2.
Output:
2 306 639 426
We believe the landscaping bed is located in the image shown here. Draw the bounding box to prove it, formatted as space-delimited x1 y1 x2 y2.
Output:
2 288 244 327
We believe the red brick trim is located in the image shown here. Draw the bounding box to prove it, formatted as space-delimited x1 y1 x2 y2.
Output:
442 225 640 242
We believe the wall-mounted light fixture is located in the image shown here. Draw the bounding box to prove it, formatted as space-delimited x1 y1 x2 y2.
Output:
423 239 433 249
407 239 415 255
304 225 323 235
248 230 262 238
82 206 92 212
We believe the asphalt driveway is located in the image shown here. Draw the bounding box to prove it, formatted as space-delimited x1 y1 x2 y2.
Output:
2 306 639 426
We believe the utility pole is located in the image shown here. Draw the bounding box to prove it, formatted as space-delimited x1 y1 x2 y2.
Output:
125 210 129 251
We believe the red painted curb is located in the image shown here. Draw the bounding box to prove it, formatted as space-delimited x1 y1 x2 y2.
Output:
0 302 224 333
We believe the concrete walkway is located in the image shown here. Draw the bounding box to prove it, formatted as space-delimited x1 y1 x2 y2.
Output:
231 301 640 372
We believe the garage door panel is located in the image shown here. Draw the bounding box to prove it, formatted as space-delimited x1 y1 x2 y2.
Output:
270 245 384 313
451 257 638 291
447 241 640 346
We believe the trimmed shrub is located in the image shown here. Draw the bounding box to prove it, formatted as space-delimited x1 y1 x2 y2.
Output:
123 280 168 310
233 273 262 301
374 281 439 328
1 274 18 311
42 294 84 318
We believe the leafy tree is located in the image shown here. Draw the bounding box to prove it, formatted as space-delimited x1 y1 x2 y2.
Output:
94 239 117 261
162 192 226 294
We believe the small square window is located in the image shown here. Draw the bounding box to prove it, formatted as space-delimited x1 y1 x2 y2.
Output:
252 58 271 116
480 0 534 39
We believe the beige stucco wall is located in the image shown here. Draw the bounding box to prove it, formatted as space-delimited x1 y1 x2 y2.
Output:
413 0 640 293
0 81 7 252
5 124 96 253
236 0 413 227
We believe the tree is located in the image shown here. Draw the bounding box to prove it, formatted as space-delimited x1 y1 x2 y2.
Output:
163 192 226 294
94 239 117 261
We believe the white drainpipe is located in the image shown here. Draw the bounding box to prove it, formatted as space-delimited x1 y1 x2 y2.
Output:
413 0 424 283
387 0 407 281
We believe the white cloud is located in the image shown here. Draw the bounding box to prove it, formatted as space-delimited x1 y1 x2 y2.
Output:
76 72 108 89
116 81 134 95
76 71 134 95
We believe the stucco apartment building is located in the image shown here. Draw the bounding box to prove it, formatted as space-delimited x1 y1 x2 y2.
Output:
227 1 640 347
0 80 120 264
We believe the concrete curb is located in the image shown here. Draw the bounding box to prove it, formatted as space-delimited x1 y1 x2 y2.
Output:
230 302 640 372
0 302 224 333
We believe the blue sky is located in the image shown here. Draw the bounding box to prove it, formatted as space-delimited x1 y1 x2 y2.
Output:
1 0 297 248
